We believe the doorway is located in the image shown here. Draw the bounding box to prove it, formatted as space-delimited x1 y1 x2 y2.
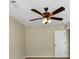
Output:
54 29 70 58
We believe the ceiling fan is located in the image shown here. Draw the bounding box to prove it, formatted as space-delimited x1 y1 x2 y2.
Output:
29 7 65 24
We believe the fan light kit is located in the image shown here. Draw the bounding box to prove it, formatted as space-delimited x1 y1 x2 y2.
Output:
29 7 65 24
42 18 51 24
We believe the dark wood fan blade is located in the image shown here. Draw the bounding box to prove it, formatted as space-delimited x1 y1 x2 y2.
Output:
52 7 65 15
31 9 44 17
29 18 43 21
50 17 63 21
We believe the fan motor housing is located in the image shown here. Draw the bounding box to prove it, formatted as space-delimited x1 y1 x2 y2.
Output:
43 12 51 18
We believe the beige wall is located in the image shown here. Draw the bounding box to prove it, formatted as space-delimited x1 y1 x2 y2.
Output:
9 16 65 58
25 26 55 57
9 16 25 59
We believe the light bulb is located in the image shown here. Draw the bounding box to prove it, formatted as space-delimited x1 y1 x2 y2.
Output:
48 20 51 23
42 18 47 24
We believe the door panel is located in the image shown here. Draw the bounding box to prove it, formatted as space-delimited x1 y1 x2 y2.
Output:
54 30 66 57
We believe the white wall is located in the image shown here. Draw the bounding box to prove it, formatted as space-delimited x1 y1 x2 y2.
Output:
25 26 64 57
9 16 25 59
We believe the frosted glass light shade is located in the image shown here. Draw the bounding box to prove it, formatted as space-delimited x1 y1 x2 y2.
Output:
42 18 51 24
48 20 51 23
42 18 47 24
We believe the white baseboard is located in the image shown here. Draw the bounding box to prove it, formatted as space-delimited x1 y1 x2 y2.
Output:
24 56 69 59
25 56 53 58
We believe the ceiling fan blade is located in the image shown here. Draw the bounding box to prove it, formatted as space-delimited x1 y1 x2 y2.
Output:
31 9 44 17
29 18 43 21
52 7 65 15
50 17 63 21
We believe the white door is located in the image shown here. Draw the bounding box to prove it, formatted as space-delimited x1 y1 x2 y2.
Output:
54 30 66 57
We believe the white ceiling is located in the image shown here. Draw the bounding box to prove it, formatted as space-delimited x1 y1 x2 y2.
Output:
9 0 70 27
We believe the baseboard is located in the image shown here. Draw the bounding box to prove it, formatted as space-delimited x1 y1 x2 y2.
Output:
25 56 70 59
25 56 53 59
